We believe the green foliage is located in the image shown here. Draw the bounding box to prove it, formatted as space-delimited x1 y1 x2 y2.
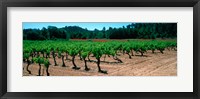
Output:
156 42 166 51
132 43 140 52
68 46 80 56
124 46 131 53
108 49 116 56
23 53 30 59
139 43 147 52
44 59 50 68
33 57 44 64
24 40 177 59
58 51 62 58
23 23 177 40
92 46 104 59
81 51 89 59
46 49 51 55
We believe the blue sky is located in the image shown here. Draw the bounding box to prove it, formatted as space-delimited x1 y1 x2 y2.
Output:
23 22 132 30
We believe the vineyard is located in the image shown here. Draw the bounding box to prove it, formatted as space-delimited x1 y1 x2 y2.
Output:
23 39 177 76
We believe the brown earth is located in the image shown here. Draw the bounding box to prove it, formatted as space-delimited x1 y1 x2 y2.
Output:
23 50 177 76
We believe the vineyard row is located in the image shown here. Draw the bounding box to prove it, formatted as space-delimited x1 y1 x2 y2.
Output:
23 40 177 76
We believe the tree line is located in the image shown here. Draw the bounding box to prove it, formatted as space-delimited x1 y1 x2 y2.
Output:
23 23 177 40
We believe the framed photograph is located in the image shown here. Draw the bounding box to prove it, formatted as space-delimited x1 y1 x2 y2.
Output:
0 0 199 99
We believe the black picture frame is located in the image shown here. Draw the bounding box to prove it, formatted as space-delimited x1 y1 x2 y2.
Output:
0 0 199 99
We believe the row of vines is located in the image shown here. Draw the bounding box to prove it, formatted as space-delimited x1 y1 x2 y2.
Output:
23 40 177 76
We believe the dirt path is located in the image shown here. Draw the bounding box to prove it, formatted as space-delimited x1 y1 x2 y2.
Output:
23 50 177 76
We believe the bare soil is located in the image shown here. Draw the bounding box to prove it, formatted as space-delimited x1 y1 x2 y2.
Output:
23 50 177 76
